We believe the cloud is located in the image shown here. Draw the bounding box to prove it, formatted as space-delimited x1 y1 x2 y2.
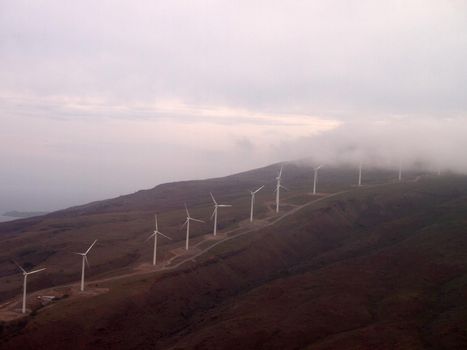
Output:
286 117 467 173
1 1 467 118
234 137 255 153
0 1 466 211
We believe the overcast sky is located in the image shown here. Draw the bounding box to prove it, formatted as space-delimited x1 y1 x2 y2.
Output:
1 1 467 212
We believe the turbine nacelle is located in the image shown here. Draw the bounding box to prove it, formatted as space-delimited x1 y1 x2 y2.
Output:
273 184 288 192
13 261 46 276
183 203 205 226
147 230 172 241
148 215 172 241
210 192 232 235
210 192 232 216
182 217 204 226
250 185 264 196
73 239 97 258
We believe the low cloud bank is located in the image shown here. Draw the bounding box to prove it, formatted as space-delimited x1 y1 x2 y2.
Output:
286 117 467 173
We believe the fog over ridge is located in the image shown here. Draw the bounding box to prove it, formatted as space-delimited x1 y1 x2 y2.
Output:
285 117 467 173
1 0 466 212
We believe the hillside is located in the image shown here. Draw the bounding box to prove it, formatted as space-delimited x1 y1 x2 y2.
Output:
2 163 465 349
0 161 404 302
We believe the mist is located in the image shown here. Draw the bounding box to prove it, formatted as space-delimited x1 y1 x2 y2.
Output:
285 117 467 173
1 1 467 213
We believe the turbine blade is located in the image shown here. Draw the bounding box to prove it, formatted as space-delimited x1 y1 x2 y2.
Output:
210 208 216 220
146 232 156 242
11 260 26 274
254 185 264 193
84 255 90 268
278 165 283 178
181 219 188 229
210 192 217 205
27 268 46 275
72 252 85 256
280 185 289 191
155 214 158 231
158 232 172 240
184 203 189 217
191 218 204 223
85 239 98 255
218 204 232 207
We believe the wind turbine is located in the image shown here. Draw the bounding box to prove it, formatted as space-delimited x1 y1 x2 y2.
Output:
210 193 232 236
398 161 403 182
182 204 204 250
313 165 323 195
249 185 264 222
13 261 46 314
274 165 287 213
73 240 97 292
146 214 172 266
358 162 363 187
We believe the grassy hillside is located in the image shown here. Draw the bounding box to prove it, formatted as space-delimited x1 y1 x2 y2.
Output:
2 170 466 349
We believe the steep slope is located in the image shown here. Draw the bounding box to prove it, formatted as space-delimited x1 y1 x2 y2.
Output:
2 175 467 349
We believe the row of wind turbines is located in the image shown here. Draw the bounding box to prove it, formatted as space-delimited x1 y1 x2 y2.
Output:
10 187 266 314
10 162 408 314
156 190 254 259
150 167 293 262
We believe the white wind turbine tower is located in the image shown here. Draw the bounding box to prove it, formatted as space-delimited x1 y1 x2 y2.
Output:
398 161 403 182
274 166 287 213
146 214 172 266
182 204 204 250
73 240 97 292
249 185 264 222
210 192 232 236
313 165 323 195
13 261 46 314
358 162 363 187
